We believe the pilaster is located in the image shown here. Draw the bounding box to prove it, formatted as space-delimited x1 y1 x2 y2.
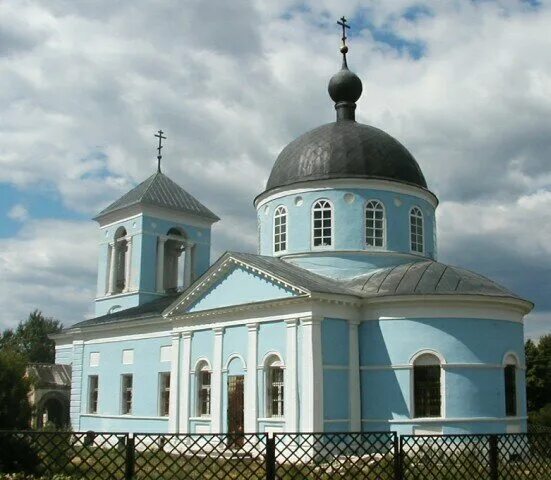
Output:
179 331 193 433
245 323 258 432
168 332 181 433
349 319 361 431
210 327 224 433
156 238 166 293
123 236 132 292
300 316 323 432
285 319 299 432
69 340 84 431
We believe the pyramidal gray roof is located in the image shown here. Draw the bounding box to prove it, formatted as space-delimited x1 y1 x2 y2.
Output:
95 172 219 221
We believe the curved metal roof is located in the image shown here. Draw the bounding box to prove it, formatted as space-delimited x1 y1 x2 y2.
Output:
344 260 525 301
264 121 427 193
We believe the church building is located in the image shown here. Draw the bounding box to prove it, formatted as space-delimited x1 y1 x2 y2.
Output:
52 22 532 436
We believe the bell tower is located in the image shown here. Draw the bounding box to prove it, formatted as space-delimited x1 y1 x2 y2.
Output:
93 134 219 316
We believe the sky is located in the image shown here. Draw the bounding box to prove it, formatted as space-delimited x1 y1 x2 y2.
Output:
0 0 550 339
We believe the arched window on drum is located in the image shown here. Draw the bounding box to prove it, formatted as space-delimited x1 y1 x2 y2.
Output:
365 200 385 248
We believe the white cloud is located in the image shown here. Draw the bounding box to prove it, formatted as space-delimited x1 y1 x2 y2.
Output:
0 1 550 336
7 204 29 222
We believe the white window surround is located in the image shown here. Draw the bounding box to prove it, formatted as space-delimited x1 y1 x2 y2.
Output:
223 353 247 372
503 352 520 418
409 349 445 420
311 199 334 250
195 359 212 417
409 206 424 254
365 199 386 249
273 205 288 255
122 349 134 365
160 345 172 363
89 352 100 367
263 352 285 418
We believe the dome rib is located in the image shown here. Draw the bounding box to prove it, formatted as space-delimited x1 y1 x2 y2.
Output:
265 121 427 193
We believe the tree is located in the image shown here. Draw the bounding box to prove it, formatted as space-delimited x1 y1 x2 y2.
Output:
0 310 63 363
0 349 32 429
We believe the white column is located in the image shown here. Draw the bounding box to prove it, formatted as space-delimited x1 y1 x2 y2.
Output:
285 319 299 432
156 238 166 293
107 242 116 295
183 243 194 288
245 323 258 432
168 332 181 433
300 316 323 432
123 237 132 292
179 331 193 433
210 327 224 433
349 319 361 432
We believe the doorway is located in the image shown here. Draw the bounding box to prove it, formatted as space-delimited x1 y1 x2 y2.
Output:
227 375 244 447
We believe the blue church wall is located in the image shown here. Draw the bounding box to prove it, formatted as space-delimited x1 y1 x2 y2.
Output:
322 319 350 428
258 187 436 263
79 335 172 433
358 317 526 434
187 268 296 313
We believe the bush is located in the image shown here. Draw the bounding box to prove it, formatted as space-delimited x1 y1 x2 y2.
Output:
0 435 40 475
529 403 551 428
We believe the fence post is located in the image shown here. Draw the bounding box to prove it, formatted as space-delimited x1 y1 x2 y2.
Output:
489 434 499 480
125 434 135 480
266 434 276 480
394 434 403 480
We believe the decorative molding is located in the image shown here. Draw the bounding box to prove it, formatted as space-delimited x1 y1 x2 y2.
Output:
360 362 527 371
223 353 247 372
254 178 439 209
361 416 528 424
80 413 169 421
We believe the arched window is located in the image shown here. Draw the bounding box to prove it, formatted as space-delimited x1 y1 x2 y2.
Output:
413 353 442 418
196 361 211 417
410 207 424 254
365 200 385 248
274 206 288 253
504 354 518 417
265 355 284 418
312 200 333 248
114 227 128 293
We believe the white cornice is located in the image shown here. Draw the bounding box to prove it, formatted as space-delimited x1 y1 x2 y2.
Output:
254 178 439 209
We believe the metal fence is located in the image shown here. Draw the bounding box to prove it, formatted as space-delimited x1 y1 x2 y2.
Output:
0 430 550 479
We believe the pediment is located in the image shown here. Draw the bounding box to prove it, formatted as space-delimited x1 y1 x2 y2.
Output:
164 254 308 317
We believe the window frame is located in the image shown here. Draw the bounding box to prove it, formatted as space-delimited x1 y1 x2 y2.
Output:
121 374 133 415
503 353 519 417
158 372 171 417
264 354 285 419
409 206 425 254
273 205 288 255
311 199 334 250
195 360 212 418
88 375 99 414
411 351 444 419
365 199 386 249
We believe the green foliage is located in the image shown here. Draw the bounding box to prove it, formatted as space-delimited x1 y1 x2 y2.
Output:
0 350 32 429
525 334 551 412
0 311 62 364
529 403 551 428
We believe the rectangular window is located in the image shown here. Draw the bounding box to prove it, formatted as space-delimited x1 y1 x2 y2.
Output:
267 367 285 418
199 371 211 416
505 365 517 417
159 373 171 417
122 349 134 365
89 352 100 367
121 374 133 415
88 375 99 414
414 365 441 418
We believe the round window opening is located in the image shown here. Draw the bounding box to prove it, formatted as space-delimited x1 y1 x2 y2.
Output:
294 196 303 207
344 193 355 204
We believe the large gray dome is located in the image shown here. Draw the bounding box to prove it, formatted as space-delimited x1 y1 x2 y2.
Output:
265 121 427 192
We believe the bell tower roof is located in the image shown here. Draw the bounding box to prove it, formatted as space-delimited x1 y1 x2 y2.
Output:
94 171 219 222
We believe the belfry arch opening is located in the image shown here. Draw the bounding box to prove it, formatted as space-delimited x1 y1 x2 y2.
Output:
157 227 194 292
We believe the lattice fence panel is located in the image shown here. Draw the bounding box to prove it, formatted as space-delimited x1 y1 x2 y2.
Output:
133 433 267 479
497 433 551 480
401 434 491 480
274 432 397 479
0 430 127 479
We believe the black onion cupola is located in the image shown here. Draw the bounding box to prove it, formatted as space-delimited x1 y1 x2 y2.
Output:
262 17 428 196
